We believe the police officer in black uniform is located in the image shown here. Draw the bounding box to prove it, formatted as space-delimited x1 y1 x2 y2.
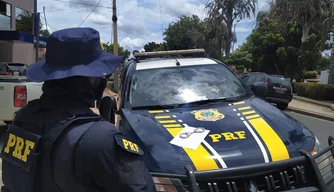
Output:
0 27 156 192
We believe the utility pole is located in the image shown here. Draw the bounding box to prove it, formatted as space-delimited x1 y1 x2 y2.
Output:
35 12 40 62
43 6 48 31
112 0 119 92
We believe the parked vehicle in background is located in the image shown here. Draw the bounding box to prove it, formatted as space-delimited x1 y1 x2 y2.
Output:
0 62 43 125
240 72 293 110
0 62 27 76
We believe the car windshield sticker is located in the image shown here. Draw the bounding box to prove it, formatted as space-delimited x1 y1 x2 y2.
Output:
191 109 225 122
170 126 210 150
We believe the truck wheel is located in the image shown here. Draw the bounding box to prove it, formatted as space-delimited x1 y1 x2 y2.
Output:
4 121 12 125
277 103 288 110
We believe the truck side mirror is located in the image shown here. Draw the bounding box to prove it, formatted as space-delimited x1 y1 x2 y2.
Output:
98 96 118 124
251 82 268 98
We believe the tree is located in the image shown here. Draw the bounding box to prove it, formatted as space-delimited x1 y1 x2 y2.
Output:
192 18 226 59
162 15 226 59
206 0 258 58
16 10 34 34
144 42 161 52
102 43 131 62
16 10 51 38
40 29 50 38
269 0 333 81
163 15 202 50
224 47 253 70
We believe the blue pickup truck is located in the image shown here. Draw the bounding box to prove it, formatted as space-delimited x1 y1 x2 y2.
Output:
99 49 334 192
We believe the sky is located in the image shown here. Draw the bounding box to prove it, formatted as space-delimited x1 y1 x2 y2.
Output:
37 0 271 52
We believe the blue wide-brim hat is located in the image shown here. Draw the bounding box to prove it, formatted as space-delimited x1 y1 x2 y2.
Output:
26 27 123 82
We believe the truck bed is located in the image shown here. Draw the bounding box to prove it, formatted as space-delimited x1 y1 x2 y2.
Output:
0 75 43 122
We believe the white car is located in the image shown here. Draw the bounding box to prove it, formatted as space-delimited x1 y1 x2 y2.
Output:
0 63 43 124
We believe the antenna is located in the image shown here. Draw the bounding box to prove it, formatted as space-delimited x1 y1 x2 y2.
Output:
173 57 180 66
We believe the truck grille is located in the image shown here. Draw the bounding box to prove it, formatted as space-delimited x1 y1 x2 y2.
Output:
193 166 305 192
152 136 334 192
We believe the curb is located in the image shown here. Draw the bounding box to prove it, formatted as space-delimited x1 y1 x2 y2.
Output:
293 95 334 111
286 107 334 121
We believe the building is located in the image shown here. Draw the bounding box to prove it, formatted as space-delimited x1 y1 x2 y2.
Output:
0 0 47 65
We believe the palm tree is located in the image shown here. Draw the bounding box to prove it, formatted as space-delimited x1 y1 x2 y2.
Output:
206 0 258 59
270 0 332 82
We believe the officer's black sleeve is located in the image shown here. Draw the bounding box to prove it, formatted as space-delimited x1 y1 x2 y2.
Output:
74 121 156 192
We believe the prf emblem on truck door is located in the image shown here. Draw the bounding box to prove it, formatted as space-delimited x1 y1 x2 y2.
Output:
0 86 4 91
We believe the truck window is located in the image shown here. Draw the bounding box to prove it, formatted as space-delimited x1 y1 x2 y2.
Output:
128 64 251 107
268 76 291 87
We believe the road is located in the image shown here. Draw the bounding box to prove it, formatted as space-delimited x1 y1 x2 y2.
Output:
285 111 334 146
0 111 333 187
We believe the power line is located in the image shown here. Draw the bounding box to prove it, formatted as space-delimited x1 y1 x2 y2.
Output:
40 15 58 31
77 0 102 27
50 0 111 8
37 8 90 13
43 6 48 31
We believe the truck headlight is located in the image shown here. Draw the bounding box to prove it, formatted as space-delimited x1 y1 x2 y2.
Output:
310 137 323 156
153 177 182 192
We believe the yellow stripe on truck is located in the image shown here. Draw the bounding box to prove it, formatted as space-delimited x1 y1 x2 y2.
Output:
248 117 290 161
163 124 182 128
238 106 251 111
167 128 219 171
159 120 177 124
155 116 171 119
149 110 165 114
233 101 245 105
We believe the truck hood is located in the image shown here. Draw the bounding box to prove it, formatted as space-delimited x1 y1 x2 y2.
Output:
121 97 315 174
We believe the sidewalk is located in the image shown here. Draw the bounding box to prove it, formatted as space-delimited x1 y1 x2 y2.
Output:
287 97 334 121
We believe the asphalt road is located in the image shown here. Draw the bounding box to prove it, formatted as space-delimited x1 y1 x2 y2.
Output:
285 111 334 146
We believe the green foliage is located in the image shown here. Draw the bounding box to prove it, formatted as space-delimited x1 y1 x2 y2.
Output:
318 55 331 70
206 0 258 58
16 11 50 38
147 15 225 59
102 43 131 63
16 11 34 34
294 82 334 100
40 29 50 38
144 42 161 52
163 15 201 50
302 70 318 79
224 48 253 69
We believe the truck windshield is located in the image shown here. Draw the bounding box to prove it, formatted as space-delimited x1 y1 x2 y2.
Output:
128 64 251 107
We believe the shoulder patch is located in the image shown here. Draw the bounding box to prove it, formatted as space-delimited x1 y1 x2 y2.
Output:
114 134 144 155
0 124 41 172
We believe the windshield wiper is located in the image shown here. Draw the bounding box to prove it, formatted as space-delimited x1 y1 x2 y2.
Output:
132 104 178 110
132 97 240 110
178 97 238 107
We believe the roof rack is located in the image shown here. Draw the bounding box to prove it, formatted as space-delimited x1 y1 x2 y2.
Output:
134 49 206 61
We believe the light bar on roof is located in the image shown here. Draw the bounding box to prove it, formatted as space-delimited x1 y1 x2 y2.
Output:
134 49 205 57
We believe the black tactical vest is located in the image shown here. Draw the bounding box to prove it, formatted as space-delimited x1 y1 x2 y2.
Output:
0 99 102 192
